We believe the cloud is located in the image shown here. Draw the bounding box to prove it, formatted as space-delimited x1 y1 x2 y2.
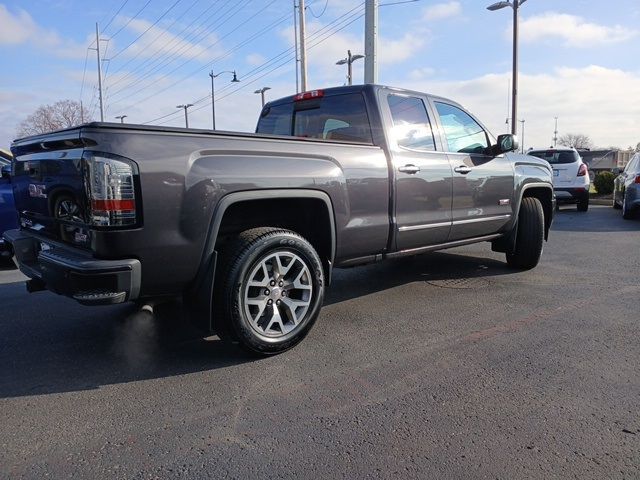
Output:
423 2 462 21
119 17 221 61
398 65 640 150
246 53 267 67
519 12 637 47
0 4 86 58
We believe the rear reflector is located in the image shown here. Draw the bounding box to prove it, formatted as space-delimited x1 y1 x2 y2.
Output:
577 164 588 176
91 199 136 211
294 90 324 101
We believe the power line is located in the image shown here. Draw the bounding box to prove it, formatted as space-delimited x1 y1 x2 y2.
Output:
109 0 184 61
150 6 365 126
107 0 243 96
111 4 291 112
107 0 153 40
101 0 130 35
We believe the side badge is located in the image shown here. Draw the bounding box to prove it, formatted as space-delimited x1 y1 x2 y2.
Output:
499 199 510 206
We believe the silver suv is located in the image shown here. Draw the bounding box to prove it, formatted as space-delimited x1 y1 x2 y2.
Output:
528 148 590 211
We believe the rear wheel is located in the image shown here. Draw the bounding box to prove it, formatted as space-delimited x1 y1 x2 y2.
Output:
577 197 589 212
622 195 634 220
216 227 325 355
506 197 544 270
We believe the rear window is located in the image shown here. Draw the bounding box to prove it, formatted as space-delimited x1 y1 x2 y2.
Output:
529 150 579 164
256 93 373 144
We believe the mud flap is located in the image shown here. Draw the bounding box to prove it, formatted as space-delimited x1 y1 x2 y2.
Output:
184 251 217 334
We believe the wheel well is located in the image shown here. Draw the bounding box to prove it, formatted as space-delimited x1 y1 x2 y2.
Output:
522 187 553 239
215 197 334 271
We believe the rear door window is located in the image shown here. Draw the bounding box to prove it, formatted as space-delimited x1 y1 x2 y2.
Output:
387 94 436 151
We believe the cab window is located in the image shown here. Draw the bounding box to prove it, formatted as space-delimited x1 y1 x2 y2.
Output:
434 102 489 154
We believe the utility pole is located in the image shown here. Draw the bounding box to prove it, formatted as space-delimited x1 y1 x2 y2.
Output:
553 116 558 147
298 0 308 91
336 50 365 85
115 115 127 123
176 104 193 128
293 0 300 93
95 23 104 122
364 0 378 84
519 119 525 153
510 2 518 136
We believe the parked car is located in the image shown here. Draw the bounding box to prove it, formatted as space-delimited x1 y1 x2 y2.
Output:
528 147 590 211
0 156 18 264
613 152 640 219
3 85 555 354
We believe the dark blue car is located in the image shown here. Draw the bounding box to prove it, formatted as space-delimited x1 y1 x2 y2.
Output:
1 155 18 264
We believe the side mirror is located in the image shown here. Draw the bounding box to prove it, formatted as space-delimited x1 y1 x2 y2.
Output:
0 164 10 180
496 134 519 154
612 167 621 175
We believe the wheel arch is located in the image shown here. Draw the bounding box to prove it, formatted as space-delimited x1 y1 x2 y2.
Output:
520 183 554 240
187 189 336 333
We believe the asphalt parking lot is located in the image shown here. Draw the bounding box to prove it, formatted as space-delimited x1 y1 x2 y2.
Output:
1 205 638 479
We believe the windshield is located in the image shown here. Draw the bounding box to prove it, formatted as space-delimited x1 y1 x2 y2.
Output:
529 150 579 164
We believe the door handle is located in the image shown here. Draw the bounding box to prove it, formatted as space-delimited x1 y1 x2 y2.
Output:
454 165 472 174
398 164 420 174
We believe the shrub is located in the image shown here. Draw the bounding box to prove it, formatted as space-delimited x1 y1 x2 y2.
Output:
593 171 615 195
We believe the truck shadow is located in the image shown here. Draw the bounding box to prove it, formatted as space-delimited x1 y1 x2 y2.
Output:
325 250 513 306
0 250 513 399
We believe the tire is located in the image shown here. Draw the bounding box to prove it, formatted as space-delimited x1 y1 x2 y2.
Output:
612 193 622 209
216 227 325 355
506 197 544 270
577 197 589 212
622 196 634 220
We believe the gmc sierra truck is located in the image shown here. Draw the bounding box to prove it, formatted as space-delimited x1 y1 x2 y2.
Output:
4 85 554 354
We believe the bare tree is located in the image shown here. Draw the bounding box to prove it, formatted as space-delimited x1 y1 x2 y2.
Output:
558 133 593 150
16 100 90 138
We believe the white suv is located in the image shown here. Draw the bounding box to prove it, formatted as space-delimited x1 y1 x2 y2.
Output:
528 148 590 211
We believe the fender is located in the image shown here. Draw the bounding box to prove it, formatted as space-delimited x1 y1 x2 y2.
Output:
187 189 337 333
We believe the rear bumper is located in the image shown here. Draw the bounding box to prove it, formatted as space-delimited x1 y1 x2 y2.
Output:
0 237 13 259
554 187 589 203
2 229 141 305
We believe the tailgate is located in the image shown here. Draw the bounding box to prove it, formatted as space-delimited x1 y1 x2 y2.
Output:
11 129 91 248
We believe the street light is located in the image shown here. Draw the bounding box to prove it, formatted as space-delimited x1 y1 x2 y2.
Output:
336 50 365 86
176 103 194 128
254 87 271 107
115 115 127 123
209 70 240 130
487 0 527 136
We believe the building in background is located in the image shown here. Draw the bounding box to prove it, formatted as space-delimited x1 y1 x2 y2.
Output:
579 149 634 177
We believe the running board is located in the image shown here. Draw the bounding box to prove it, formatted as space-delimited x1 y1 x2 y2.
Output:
385 234 504 259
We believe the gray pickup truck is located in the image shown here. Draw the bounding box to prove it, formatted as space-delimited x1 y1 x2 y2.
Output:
4 84 554 354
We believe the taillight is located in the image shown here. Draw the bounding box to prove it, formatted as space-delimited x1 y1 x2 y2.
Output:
577 164 587 176
635 175 640 184
83 152 138 226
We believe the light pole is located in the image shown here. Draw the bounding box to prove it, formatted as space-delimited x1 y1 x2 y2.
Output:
336 50 365 85
210 70 240 130
115 115 127 123
254 87 271 107
176 103 193 128
487 0 527 136
519 119 525 153
553 116 559 147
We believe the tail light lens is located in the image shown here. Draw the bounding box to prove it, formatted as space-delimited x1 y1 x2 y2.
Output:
635 175 640 184
83 153 139 226
577 164 588 176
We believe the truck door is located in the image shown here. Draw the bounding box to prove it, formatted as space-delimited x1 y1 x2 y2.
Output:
382 92 453 251
432 101 514 241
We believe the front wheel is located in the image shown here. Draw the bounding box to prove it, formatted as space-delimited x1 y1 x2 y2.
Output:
216 228 325 355
506 197 544 270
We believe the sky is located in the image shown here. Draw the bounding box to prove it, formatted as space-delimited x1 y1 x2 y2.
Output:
1 0 639 151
